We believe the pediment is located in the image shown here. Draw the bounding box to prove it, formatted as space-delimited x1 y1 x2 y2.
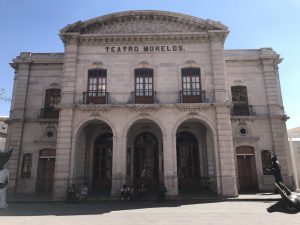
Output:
60 10 228 35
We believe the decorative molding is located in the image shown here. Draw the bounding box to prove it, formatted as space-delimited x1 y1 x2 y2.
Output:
126 104 160 112
77 104 112 112
175 103 212 112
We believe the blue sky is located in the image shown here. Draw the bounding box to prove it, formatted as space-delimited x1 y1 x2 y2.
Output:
0 0 299 129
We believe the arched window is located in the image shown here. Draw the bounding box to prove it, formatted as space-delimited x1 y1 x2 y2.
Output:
181 67 202 103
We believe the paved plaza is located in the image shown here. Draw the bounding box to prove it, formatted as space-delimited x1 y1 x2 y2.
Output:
0 200 299 225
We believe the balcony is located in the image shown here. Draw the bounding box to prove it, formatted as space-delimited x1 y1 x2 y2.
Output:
131 91 157 104
39 107 59 119
231 103 254 116
178 91 208 103
83 91 109 104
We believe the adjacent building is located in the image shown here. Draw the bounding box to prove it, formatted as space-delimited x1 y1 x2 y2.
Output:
0 117 8 152
288 127 300 192
6 10 293 198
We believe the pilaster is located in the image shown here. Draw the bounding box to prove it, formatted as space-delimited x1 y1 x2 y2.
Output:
163 134 178 196
215 105 238 197
52 36 79 198
210 36 228 103
111 136 127 196
7 56 32 192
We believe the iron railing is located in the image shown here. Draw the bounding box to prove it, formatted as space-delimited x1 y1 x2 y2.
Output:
39 107 59 119
83 91 109 104
178 90 207 103
231 103 254 116
131 91 157 104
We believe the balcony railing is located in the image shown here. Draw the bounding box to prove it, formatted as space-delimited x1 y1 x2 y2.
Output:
178 90 207 103
39 107 59 119
231 103 254 116
83 91 109 104
131 91 157 104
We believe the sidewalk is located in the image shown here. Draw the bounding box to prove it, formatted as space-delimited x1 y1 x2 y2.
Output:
6 192 282 203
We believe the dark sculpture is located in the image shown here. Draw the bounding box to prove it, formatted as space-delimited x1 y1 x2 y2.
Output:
266 155 300 211
0 148 13 170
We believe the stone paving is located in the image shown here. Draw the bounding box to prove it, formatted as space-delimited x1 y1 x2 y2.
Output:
0 200 299 225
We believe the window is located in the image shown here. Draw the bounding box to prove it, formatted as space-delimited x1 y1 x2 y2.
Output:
42 89 60 118
86 69 108 104
261 150 272 175
134 68 154 103
181 68 202 103
21 153 32 178
231 86 248 103
231 86 250 116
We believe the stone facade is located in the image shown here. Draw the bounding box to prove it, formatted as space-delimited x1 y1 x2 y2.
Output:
6 11 293 198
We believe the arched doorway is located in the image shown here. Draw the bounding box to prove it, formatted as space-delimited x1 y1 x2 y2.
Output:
176 131 200 191
236 146 258 192
36 149 56 193
134 132 159 190
93 132 113 193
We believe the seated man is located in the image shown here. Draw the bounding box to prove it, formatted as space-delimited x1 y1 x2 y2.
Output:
66 184 77 202
120 184 130 200
78 184 88 202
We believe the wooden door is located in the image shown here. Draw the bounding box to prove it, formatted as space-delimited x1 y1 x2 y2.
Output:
237 155 258 192
42 158 55 192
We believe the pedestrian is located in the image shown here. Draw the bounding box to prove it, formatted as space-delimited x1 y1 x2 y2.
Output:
79 184 88 202
137 183 146 200
157 183 167 201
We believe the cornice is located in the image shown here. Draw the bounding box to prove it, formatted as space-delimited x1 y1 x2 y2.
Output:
60 31 228 45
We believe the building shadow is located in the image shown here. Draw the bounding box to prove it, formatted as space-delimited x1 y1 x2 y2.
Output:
0 199 221 217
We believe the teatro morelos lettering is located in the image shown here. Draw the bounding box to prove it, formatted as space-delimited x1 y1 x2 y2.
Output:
105 45 183 53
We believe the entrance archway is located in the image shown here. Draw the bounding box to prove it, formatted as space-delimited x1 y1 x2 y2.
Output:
36 149 56 193
134 132 159 190
175 118 216 193
126 119 164 192
176 131 200 191
236 146 258 192
73 120 114 195
93 132 113 192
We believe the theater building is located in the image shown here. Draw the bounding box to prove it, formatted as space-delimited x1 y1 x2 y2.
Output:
6 10 293 198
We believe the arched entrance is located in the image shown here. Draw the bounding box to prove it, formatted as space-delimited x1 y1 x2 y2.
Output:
236 146 258 192
36 149 56 193
176 131 200 191
93 132 113 193
126 119 164 192
175 119 216 193
73 120 114 195
134 132 159 190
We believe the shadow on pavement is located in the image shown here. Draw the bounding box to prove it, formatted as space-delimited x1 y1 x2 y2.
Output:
266 200 299 214
0 200 221 216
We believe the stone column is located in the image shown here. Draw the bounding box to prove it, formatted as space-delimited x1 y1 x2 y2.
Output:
7 54 32 193
210 34 238 196
52 35 78 199
163 134 178 196
111 136 127 196
215 106 238 196
260 49 293 186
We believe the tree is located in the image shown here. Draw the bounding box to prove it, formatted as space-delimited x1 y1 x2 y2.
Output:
0 88 10 102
